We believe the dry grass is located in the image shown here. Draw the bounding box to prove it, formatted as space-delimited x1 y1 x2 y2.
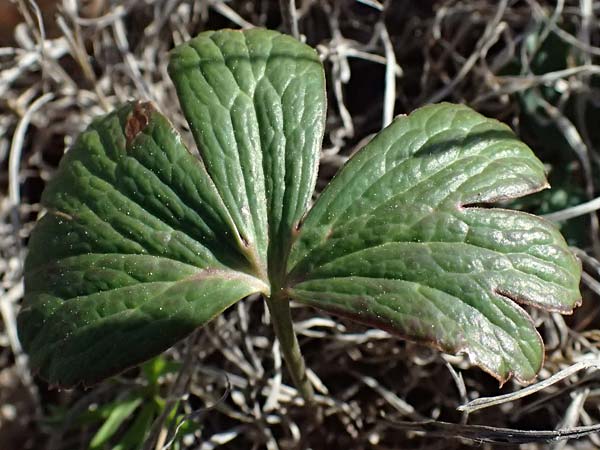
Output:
3 0 600 449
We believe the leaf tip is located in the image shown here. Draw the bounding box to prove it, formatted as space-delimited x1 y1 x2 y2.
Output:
463 346 541 388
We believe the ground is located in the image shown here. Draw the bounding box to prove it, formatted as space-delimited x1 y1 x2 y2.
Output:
2 0 600 449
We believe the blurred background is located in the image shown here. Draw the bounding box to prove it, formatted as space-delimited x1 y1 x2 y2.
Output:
2 0 600 448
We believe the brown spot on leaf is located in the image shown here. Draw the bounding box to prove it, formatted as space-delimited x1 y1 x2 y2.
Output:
125 102 155 146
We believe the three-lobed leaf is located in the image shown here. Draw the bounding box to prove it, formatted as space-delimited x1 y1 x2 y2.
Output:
17 28 581 388
287 103 581 383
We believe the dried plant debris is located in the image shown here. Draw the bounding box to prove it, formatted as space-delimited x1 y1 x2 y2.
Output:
2 1 600 449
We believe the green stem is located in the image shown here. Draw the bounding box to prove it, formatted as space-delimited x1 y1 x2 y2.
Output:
266 291 314 403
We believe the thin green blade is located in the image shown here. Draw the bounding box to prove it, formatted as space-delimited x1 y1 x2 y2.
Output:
18 102 268 387
168 28 326 282
89 397 142 449
288 103 581 384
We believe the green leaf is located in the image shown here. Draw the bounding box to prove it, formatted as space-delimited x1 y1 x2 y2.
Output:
18 102 268 387
90 396 142 449
18 28 325 387
168 28 326 282
142 356 181 387
288 103 581 384
113 403 156 450
18 27 579 390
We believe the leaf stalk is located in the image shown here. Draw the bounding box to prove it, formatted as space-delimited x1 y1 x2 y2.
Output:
266 291 314 403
